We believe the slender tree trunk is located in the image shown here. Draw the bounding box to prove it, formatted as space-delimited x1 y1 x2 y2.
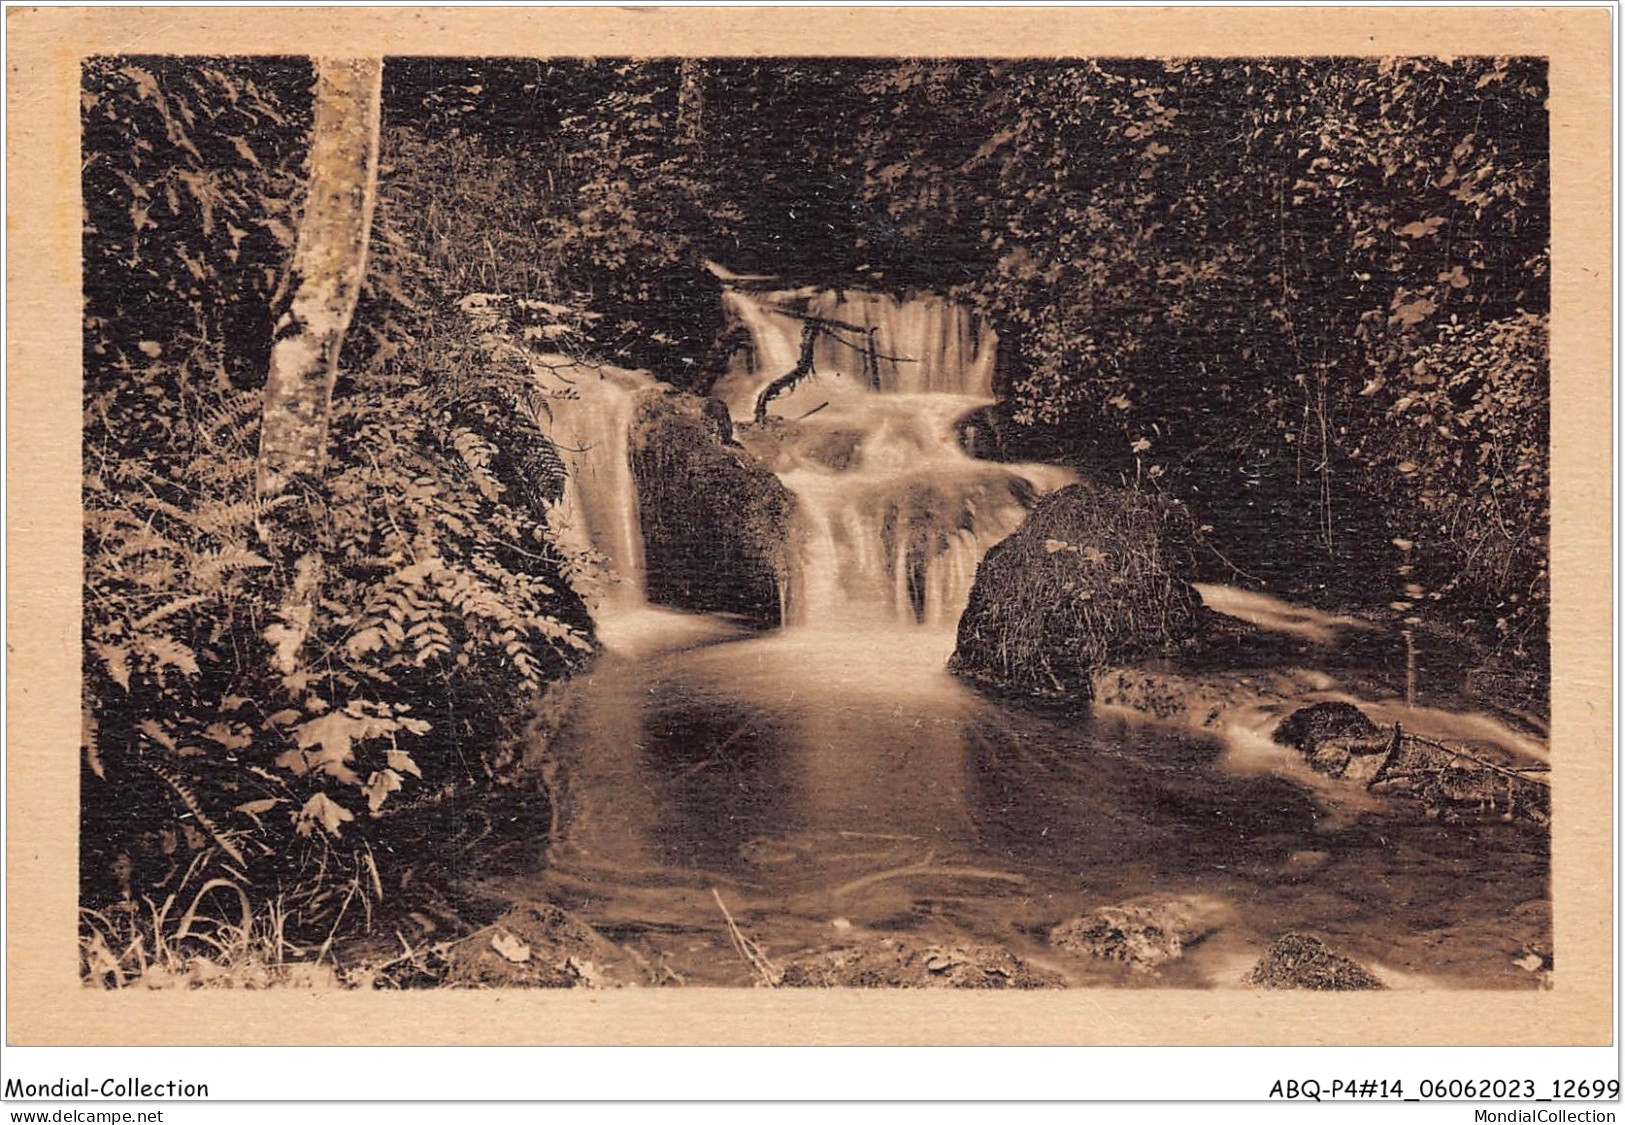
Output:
256 57 384 503
256 59 382 684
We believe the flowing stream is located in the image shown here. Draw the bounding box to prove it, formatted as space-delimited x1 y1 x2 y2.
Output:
716 284 1073 633
497 287 1549 989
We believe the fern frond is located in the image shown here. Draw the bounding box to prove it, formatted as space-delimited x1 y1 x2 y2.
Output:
450 426 505 501
192 547 273 586
190 498 276 536
143 762 247 867
130 593 209 631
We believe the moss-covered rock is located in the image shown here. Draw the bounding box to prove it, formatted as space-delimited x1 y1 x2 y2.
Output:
1271 702 1393 779
1272 701 1381 752
629 391 796 624
1049 895 1227 972
948 480 1206 700
1245 932 1385 990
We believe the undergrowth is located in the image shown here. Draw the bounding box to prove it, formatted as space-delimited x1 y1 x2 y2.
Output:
81 59 601 985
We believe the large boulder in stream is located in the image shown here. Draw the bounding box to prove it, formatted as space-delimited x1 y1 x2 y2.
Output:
948 480 1206 700
629 391 796 624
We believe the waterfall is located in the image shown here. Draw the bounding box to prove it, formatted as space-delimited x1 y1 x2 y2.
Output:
528 284 1069 644
719 284 1072 635
537 357 652 615
714 286 998 415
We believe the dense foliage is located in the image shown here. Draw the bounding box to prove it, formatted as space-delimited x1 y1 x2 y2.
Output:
707 58 1548 655
81 58 594 976
386 58 728 373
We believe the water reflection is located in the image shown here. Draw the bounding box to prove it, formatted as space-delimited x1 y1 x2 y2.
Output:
517 622 1548 988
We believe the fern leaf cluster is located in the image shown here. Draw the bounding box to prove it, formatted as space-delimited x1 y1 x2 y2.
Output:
81 59 602 959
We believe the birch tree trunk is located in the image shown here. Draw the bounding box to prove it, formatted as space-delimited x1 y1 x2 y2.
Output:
256 57 384 502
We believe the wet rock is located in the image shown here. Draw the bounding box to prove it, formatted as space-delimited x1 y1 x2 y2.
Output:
949 480 1206 700
1514 942 1553 976
629 391 796 624
445 902 630 988
1089 666 1312 728
1049 895 1225 971
1307 741 1354 777
1275 702 1393 778
1272 701 1380 753
1090 667 1224 724
778 937 1062 989
700 394 735 445
1245 932 1385 991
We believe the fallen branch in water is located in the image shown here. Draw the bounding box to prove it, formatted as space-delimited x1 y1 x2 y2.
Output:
1364 724 1551 825
711 888 780 987
1400 731 1550 786
753 321 820 425
752 313 917 422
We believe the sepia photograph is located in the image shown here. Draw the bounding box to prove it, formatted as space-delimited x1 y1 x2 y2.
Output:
5 4 1614 1077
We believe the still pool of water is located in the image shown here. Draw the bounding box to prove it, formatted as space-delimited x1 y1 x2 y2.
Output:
482 618 1549 989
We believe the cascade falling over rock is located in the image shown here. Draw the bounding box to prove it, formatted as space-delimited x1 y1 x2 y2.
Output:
715 283 1072 633
538 357 653 615
714 286 1001 407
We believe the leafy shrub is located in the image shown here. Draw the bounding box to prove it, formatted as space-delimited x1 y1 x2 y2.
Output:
540 60 734 374
81 57 598 968
82 55 315 924
1353 311 1549 657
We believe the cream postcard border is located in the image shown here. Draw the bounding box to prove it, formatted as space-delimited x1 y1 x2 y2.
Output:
5 5 1612 1047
